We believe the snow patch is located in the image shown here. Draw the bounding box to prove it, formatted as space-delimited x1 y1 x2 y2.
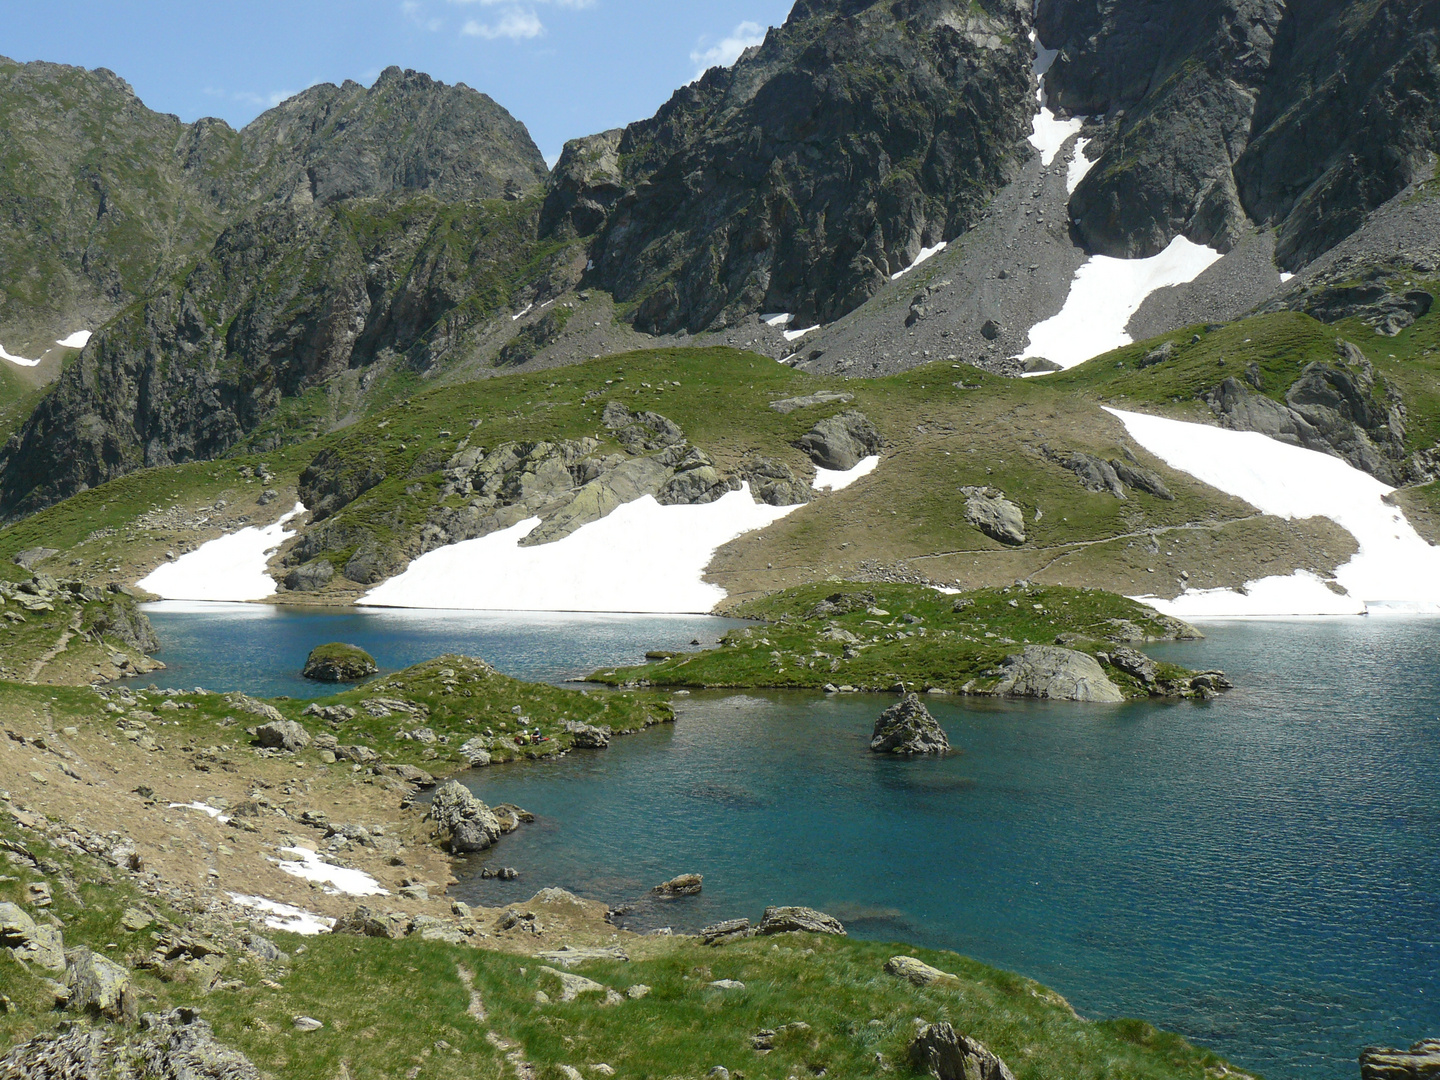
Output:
762 313 794 327
1280 272 1295 283
783 324 821 343
511 303 534 321
0 343 42 367
1028 31 1084 167
890 243 948 281
273 847 389 897
1022 237 1223 370
56 331 91 349
229 893 335 936
169 802 231 824
1066 137 1095 194
137 504 305 602
1107 407 1440 617
812 455 879 492
361 485 801 614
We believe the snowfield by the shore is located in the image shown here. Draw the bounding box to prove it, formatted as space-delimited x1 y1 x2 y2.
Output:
362 484 801 614
274 846 389 897
136 504 304 602
1108 408 1440 617
229 894 335 936
1023 238 1223 370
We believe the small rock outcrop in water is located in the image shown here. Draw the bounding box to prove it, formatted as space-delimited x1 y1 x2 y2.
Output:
652 874 702 897
1360 1039 1440 1080
0 1007 260 1080
962 486 1026 545
993 646 1125 703
909 1022 1015 1080
870 694 951 755
303 642 378 683
756 906 845 937
429 780 502 853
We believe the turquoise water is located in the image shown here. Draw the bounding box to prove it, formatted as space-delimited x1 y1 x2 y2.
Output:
138 608 1440 1079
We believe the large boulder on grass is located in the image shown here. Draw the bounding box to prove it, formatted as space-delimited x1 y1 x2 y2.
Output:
303 643 378 683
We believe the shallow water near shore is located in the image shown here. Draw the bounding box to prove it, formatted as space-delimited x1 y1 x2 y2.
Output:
140 607 1440 1079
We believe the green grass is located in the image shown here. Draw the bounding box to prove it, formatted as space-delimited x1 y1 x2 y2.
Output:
588 582 1198 697
0 811 1248 1080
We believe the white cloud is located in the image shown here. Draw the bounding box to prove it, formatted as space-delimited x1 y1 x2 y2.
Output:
449 0 594 42
202 85 308 109
690 21 766 79
401 1 444 31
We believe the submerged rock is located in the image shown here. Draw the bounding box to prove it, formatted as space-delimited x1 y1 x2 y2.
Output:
870 694 951 755
993 646 1125 702
303 642 378 683
909 1023 1015 1080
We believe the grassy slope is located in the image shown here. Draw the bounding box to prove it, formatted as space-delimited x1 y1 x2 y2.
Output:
0 809 1245 1080
2 298 1437 604
589 582 1200 697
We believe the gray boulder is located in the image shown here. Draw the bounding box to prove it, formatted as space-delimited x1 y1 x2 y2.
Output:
254 720 311 753
1110 459 1174 500
1360 1039 1440 1080
701 918 752 945
284 560 335 592
656 447 740 506
223 692 285 723
0 902 65 971
564 720 611 749
429 780 502 853
740 456 811 506
794 411 882 471
1049 450 1127 499
1101 646 1160 687
769 391 854 414
909 1023 1015 1080
458 737 493 767
870 694 951 755
756 906 846 937
65 947 137 1022
652 874 702 897
331 906 407 939
13 548 57 571
993 646 1125 703
962 486 1026 546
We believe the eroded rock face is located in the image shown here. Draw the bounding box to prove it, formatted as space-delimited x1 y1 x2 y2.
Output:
1360 1039 1440 1080
870 694 951 755
429 780 502 853
0 1007 260 1080
909 1022 1016 1080
993 645 1125 702
542 0 1035 334
794 411 882 472
962 486 1026 545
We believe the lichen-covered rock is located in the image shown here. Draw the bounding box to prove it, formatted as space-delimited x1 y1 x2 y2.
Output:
756 906 845 937
254 720 311 753
563 720 611 749
302 642 378 683
963 486 1026 545
993 646 1125 702
0 902 65 971
65 946 137 1022
885 956 962 989
429 780 502 853
909 1022 1015 1080
870 694 951 755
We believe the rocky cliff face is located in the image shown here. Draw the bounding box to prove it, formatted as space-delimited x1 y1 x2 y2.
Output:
542 0 1037 334
0 68 553 518
1038 0 1440 268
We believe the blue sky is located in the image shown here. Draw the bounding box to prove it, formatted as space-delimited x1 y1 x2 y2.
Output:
2 0 797 162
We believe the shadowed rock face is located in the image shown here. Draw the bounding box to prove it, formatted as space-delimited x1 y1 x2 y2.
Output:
1039 0 1440 269
542 0 1036 334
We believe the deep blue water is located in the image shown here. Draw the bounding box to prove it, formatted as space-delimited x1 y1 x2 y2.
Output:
140 602 744 697
139 607 1440 1080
